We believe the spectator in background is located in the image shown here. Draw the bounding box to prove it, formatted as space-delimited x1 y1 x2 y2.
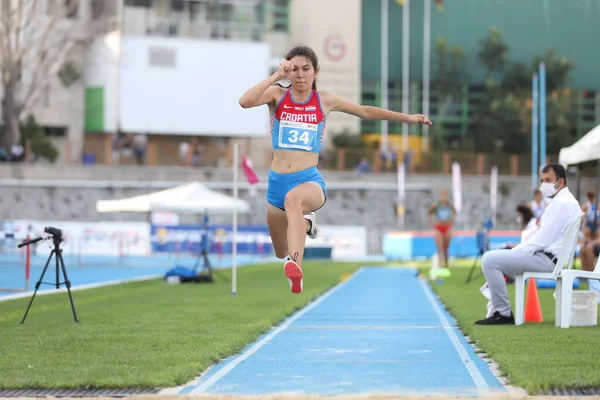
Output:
133 133 147 165
502 204 538 252
530 189 549 221
354 158 371 174
580 239 600 272
112 131 127 165
380 147 389 172
581 189 599 243
403 147 414 173
193 143 205 167
10 143 24 162
27 224 39 255
0 146 8 162
390 143 399 169
318 149 326 169
179 141 190 165
516 204 538 231
121 133 134 160
580 189 600 272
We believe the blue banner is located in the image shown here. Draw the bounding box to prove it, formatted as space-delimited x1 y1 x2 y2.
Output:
383 231 522 261
151 224 273 255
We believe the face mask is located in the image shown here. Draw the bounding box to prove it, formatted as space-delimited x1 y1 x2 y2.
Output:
539 181 558 198
516 215 523 224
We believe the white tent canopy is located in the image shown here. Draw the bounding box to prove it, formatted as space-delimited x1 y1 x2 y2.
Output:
95 182 250 214
559 124 600 167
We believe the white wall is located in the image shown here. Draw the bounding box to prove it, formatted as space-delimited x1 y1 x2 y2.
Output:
119 37 270 136
289 0 362 138
84 32 121 133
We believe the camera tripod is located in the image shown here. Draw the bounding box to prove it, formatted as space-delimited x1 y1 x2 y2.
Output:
189 229 228 283
19 234 79 324
466 228 489 284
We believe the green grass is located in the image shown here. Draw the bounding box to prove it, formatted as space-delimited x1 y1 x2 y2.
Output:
418 261 600 394
3 258 599 394
0 261 362 389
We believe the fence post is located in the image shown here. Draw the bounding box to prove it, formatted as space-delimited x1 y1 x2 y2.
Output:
147 139 157 166
25 139 31 162
596 93 600 124
476 153 485 175
461 84 469 137
443 152 451 174
338 148 346 171
511 155 519 176
373 149 381 172
66 139 72 164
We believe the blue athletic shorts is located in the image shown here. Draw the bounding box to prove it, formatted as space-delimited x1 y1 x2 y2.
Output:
267 166 327 210
586 221 597 236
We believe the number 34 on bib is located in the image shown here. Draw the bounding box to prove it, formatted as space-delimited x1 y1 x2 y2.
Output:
278 120 319 151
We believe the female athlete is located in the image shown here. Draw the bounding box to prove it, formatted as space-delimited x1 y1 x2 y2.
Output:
427 189 456 268
239 45 432 294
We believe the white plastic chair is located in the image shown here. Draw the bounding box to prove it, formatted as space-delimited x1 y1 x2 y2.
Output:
556 247 600 328
515 217 582 326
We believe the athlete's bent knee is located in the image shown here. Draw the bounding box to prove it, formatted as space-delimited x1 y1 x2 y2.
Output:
284 191 302 211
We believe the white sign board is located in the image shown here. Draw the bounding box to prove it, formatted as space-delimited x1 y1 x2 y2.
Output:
120 37 270 136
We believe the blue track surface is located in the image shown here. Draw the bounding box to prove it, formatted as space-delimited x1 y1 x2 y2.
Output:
0 254 270 297
178 266 506 397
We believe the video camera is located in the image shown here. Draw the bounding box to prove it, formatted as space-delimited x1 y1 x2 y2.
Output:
44 226 62 238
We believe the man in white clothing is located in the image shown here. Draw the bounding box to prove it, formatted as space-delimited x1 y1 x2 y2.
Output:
475 164 582 325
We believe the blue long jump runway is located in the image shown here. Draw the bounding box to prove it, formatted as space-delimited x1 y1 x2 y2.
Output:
177 267 506 397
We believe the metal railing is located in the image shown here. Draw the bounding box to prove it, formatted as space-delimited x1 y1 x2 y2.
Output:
262 0 289 32
361 81 600 140
123 17 265 41
321 148 539 176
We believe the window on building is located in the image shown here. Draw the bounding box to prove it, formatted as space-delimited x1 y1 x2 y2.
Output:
43 86 50 108
46 0 55 16
58 62 82 87
263 0 288 32
207 2 233 22
188 1 203 22
125 0 152 7
43 126 68 137
91 0 105 19
65 0 78 18
170 0 184 12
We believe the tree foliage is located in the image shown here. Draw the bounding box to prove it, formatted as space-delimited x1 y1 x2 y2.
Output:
468 27 577 155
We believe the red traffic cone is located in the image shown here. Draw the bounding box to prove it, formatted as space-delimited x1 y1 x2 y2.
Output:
525 278 543 323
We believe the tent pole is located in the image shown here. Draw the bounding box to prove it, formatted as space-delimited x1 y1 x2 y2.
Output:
596 161 600 228
232 143 239 296
576 167 582 203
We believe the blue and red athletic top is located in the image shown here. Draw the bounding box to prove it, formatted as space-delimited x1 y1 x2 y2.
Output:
270 89 326 154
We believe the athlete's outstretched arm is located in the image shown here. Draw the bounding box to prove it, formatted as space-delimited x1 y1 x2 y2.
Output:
323 92 432 125
239 60 294 109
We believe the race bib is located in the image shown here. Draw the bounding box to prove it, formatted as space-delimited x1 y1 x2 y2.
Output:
278 120 318 151
437 208 452 220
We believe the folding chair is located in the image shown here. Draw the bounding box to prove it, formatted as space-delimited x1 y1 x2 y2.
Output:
556 247 600 328
514 217 582 326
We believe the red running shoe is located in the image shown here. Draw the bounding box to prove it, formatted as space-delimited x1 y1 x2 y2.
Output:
284 255 303 294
